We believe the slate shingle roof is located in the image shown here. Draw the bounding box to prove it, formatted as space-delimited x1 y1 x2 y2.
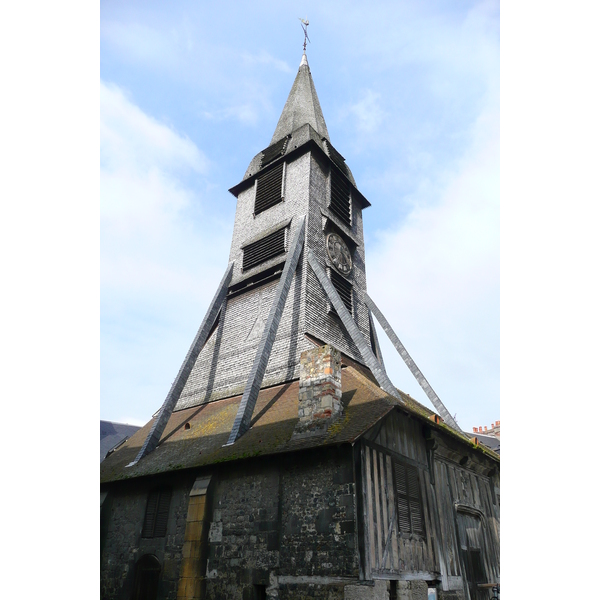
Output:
100 421 141 462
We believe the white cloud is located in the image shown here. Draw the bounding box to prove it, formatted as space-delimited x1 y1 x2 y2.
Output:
367 99 499 428
342 90 385 134
101 82 207 176
100 81 231 422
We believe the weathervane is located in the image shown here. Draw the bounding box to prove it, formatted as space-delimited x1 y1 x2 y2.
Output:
299 18 310 53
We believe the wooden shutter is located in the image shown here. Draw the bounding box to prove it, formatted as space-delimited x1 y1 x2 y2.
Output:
255 163 284 215
142 490 159 538
142 488 171 538
154 489 171 537
329 269 353 315
393 460 424 536
330 168 351 226
242 227 286 271
260 136 289 168
324 140 349 176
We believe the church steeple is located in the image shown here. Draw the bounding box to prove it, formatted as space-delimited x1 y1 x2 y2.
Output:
128 47 462 463
270 53 329 145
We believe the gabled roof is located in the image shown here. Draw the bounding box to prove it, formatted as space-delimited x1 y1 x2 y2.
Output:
100 364 497 484
270 53 329 145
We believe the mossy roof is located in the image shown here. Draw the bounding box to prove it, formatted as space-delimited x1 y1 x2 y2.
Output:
100 365 498 484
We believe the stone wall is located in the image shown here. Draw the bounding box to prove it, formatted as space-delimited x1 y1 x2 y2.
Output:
204 446 359 599
101 475 193 600
101 448 458 600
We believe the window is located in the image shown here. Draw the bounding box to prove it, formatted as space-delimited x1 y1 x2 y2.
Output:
392 460 425 537
254 162 284 215
242 227 287 271
142 487 172 538
328 268 353 316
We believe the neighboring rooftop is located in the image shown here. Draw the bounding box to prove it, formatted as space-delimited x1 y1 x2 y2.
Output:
100 420 141 462
472 420 500 439
471 420 500 453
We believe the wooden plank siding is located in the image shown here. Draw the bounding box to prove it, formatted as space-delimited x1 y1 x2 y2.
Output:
361 412 438 580
360 409 499 598
432 459 500 594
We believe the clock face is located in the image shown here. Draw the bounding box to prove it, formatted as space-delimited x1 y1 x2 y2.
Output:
326 233 352 276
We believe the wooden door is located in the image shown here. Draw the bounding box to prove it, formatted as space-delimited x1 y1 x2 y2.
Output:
131 554 161 600
456 512 489 600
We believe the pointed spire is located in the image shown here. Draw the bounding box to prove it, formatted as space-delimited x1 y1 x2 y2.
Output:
270 53 330 145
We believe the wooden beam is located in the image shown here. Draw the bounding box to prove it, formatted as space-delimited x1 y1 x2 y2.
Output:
307 249 403 402
225 216 306 445
364 293 462 433
128 262 234 466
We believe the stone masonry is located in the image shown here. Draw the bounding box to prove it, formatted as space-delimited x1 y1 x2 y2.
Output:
296 344 342 432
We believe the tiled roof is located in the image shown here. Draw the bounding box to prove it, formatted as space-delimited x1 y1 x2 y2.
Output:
100 365 497 483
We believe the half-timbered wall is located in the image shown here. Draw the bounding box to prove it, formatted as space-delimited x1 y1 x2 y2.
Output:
360 411 439 581
359 409 500 600
431 457 500 595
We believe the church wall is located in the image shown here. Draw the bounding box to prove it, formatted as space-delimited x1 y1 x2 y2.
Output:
204 446 359 600
360 413 439 581
176 270 310 411
100 475 194 600
430 451 500 597
359 410 499 600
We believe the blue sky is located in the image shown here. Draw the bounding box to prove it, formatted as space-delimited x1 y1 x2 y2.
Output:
100 0 500 432
4 2 600 593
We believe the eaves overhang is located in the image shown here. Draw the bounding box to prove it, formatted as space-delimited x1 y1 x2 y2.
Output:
228 137 371 210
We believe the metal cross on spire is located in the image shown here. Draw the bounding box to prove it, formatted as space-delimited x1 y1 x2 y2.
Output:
299 18 310 53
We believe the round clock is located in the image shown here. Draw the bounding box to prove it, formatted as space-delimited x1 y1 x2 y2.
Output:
326 233 352 276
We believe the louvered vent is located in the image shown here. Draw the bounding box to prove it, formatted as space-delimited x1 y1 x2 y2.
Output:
243 227 286 271
324 140 348 175
330 168 351 227
255 163 284 215
142 487 172 538
393 461 424 536
329 269 353 315
260 136 289 168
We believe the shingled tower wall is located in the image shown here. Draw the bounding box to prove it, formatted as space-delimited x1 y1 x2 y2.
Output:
172 53 380 414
